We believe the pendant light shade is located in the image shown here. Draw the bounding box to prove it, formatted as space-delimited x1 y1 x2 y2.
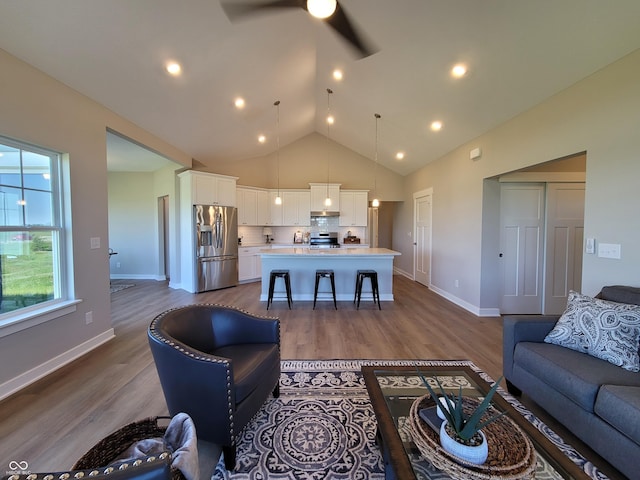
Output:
274 100 282 205
372 113 381 207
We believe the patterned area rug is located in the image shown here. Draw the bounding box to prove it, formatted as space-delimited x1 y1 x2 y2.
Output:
211 360 607 480
109 283 135 294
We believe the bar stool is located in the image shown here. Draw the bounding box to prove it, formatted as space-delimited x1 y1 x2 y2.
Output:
314 269 337 310
267 269 292 310
354 269 381 310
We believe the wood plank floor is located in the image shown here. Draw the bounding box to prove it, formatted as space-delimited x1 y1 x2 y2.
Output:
0 276 623 478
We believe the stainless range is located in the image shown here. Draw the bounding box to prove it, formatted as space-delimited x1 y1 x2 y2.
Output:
310 232 341 249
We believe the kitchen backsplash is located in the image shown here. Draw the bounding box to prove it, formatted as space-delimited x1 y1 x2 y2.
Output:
238 225 366 245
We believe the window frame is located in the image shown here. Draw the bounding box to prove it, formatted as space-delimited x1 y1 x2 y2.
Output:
0 135 74 333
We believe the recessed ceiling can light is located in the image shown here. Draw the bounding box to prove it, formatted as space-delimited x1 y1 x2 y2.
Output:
333 69 343 81
258 134 266 143
451 64 467 78
431 120 443 131
166 62 182 76
234 97 246 109
396 152 405 160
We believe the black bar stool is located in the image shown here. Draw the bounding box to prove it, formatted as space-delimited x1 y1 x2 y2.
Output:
267 269 292 310
354 269 381 310
314 269 337 310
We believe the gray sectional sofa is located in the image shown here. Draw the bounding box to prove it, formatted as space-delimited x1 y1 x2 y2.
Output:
503 286 640 480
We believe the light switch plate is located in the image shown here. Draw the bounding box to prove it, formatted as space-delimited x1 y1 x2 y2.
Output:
598 243 621 259
90 237 101 249
585 238 595 254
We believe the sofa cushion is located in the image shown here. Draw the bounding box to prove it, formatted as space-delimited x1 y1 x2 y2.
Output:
598 285 640 306
595 385 640 445
215 343 279 404
514 342 640 411
544 290 640 372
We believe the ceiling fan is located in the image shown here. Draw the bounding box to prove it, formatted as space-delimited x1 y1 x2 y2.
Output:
220 0 378 58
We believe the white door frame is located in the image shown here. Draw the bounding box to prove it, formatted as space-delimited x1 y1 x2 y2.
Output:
413 188 433 285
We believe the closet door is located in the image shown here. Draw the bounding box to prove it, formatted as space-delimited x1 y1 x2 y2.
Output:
499 184 545 314
543 183 585 314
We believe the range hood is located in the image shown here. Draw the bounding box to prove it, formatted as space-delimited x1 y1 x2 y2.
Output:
310 210 340 217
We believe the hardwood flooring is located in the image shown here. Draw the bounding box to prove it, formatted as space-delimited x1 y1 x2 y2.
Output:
0 276 623 478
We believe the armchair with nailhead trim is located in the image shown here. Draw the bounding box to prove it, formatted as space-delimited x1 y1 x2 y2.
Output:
147 304 280 472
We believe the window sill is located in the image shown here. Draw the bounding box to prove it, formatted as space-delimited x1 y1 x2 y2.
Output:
0 300 82 338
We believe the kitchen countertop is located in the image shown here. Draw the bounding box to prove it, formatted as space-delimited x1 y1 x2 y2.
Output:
259 247 400 256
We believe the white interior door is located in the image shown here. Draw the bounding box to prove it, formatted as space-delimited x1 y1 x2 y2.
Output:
414 190 432 286
544 183 585 314
499 184 545 314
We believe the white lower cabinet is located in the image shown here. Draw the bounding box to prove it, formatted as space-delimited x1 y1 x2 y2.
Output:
238 246 266 282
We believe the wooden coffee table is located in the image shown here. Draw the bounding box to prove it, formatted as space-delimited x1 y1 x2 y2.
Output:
362 364 592 480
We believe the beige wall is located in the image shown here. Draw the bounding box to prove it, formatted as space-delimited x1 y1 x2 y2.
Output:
397 49 640 312
202 132 405 201
0 48 191 392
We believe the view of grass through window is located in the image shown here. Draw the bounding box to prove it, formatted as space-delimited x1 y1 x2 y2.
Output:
1 232 54 314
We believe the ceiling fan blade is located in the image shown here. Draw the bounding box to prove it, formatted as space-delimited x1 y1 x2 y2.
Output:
324 2 378 58
221 0 305 22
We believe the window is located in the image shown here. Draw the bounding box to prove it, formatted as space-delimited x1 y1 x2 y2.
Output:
0 136 68 320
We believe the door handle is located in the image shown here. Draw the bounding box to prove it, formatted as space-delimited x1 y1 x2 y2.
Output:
499 253 503 257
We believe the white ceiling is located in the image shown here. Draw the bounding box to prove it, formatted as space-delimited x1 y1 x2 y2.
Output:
1 1 640 175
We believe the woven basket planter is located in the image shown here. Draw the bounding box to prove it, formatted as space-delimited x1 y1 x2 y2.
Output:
408 395 537 480
73 416 186 480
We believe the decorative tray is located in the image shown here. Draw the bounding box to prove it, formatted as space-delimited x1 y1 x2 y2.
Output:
408 394 537 480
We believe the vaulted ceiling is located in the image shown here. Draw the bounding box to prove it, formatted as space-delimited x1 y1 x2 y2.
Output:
1 1 640 175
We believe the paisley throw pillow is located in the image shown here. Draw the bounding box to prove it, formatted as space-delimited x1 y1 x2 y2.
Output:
544 290 640 372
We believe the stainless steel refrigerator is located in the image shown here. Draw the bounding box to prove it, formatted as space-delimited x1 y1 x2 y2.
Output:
194 204 238 292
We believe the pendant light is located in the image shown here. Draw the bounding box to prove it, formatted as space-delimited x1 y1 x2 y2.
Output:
371 113 381 208
324 88 334 208
274 100 282 205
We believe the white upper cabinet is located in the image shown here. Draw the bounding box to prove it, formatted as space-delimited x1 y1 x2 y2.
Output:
339 190 369 226
309 183 341 211
181 171 238 206
282 190 311 226
256 190 270 225
237 187 258 225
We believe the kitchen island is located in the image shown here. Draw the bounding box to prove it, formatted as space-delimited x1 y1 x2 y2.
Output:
259 248 401 303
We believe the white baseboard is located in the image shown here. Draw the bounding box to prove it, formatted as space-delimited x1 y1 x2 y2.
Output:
393 267 414 279
110 274 166 281
0 329 115 401
428 285 500 317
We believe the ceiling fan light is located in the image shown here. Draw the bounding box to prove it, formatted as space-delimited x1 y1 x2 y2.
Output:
307 0 337 19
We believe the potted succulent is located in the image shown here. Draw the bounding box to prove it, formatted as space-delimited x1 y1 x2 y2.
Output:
418 372 505 465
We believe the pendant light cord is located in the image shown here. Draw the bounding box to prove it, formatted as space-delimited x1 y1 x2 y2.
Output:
374 113 381 203
326 88 333 205
274 100 281 198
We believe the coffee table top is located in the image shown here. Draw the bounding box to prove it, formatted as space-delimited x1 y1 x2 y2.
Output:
362 364 591 480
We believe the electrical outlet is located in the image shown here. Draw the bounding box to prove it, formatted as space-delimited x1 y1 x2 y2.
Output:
116 262 121 268
85 311 93 324
454 279 459 288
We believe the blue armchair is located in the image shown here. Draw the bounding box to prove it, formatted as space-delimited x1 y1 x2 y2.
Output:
148 304 280 471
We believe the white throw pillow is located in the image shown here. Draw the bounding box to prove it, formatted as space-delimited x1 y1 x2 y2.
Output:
544 290 640 372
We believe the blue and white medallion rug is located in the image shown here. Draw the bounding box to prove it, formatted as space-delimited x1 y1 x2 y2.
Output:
211 360 608 480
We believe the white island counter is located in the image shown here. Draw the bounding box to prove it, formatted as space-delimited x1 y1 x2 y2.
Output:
259 248 401 303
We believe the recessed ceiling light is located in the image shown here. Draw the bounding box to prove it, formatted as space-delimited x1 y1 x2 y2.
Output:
333 69 343 81
327 115 335 125
395 152 405 160
234 97 246 109
258 134 266 143
166 62 182 76
430 120 443 132
451 64 467 78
